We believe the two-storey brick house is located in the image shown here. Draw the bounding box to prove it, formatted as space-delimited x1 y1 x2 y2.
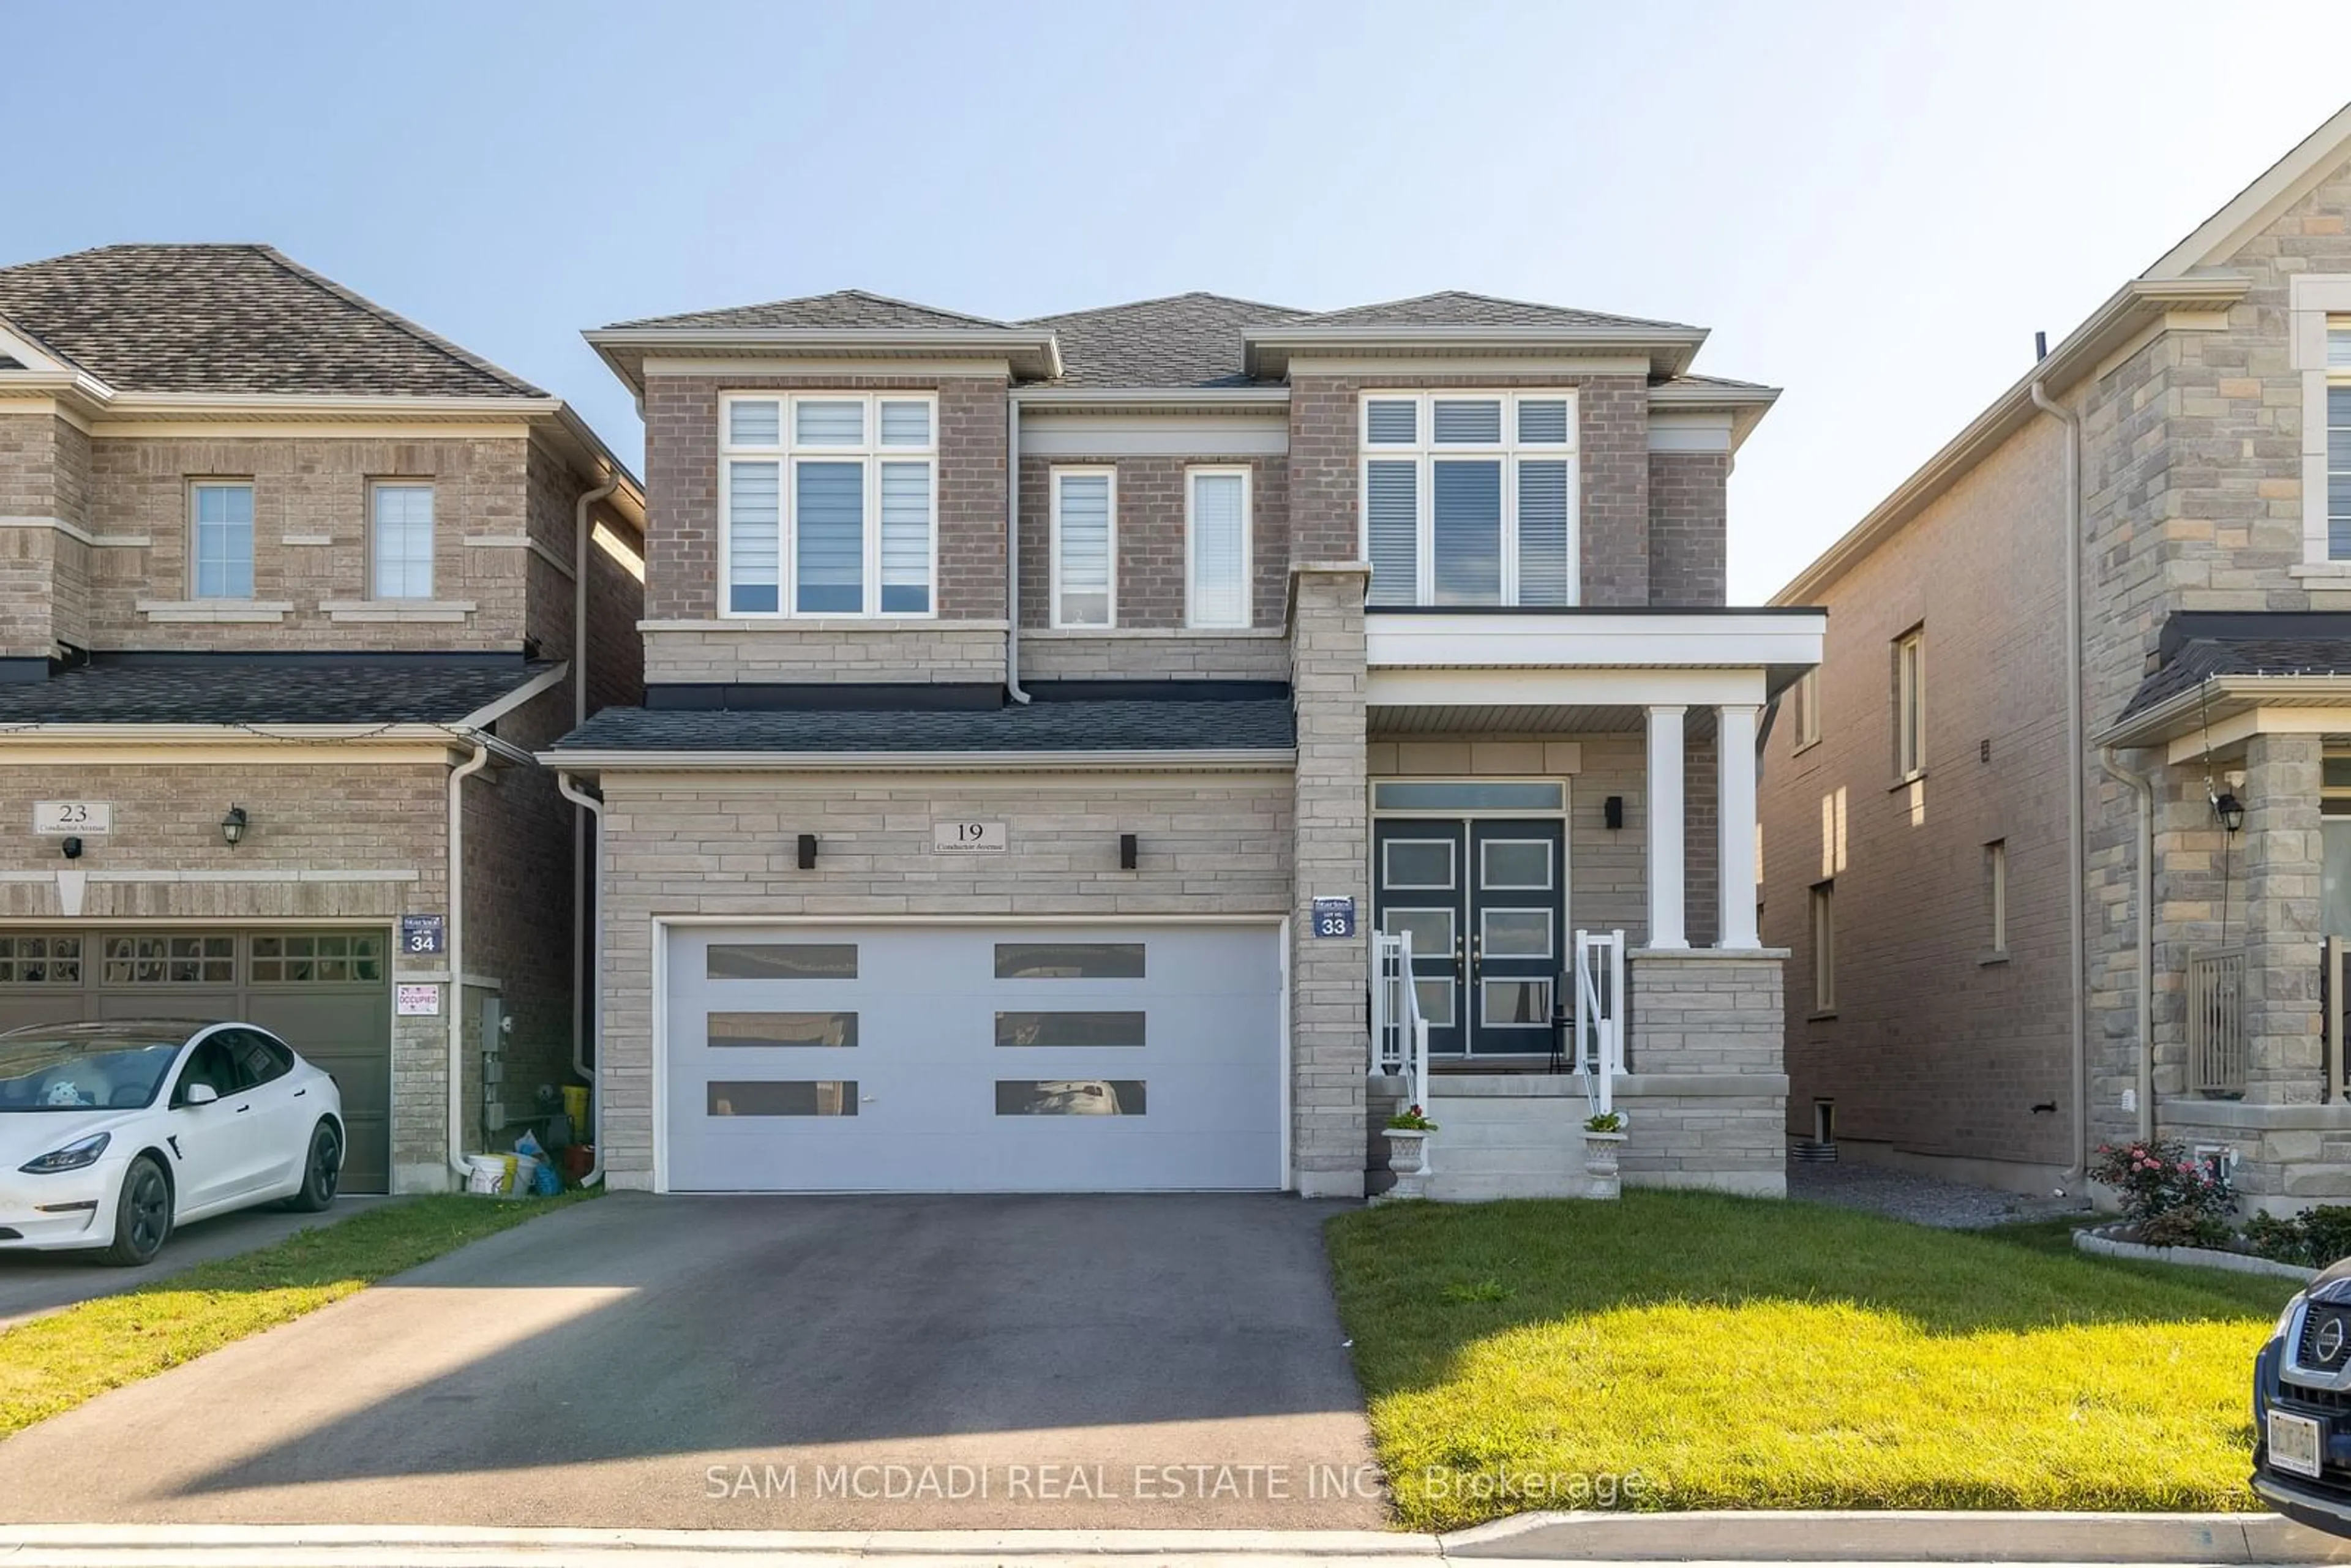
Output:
553 288 1820 1198
1760 103 2351 1211
0 244 645 1193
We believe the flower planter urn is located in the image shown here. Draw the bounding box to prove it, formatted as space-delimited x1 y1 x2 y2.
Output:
1379 1128 1432 1202
1581 1130 1626 1200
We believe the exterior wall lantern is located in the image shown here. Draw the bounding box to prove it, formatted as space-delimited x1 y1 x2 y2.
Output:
220 806 249 847
2211 790 2246 835
797 833 818 870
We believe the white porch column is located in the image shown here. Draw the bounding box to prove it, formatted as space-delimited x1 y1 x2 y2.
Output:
1646 704 1688 950
1717 702 1761 950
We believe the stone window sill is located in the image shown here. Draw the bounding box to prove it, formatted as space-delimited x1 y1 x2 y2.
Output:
137 599 292 625
2290 563 2351 580
1979 950 2010 967
320 600 477 623
1807 1009 1840 1022
1888 770 1927 792
1024 626 1281 639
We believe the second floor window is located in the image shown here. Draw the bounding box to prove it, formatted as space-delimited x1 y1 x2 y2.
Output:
372 482 435 599
1187 467 1251 629
191 481 253 599
721 393 936 617
1894 626 1925 779
1360 390 1576 608
1790 669 1821 750
1051 468 1116 629
2331 321 2351 558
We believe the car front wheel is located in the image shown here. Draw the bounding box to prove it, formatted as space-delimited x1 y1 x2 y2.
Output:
287 1120 341 1212
99 1155 172 1267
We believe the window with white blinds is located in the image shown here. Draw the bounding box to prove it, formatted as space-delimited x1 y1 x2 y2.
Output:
719 393 936 617
370 482 435 599
1187 468 1251 629
1052 468 1116 629
1359 390 1577 607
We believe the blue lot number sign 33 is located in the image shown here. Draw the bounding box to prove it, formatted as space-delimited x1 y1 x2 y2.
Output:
1311 896 1357 939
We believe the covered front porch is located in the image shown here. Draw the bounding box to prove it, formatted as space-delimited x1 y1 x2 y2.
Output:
1359 607 1823 1199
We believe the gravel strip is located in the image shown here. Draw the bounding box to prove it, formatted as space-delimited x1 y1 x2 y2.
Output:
1788 1158 2093 1229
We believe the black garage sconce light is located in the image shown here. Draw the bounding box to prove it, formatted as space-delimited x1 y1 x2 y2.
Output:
1603 795 1625 831
59 836 81 861
220 806 249 848
797 833 819 870
1119 833 1138 871
2211 790 2246 835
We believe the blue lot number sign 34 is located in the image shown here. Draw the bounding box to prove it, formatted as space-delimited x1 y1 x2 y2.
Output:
400 913 446 955
1311 896 1357 939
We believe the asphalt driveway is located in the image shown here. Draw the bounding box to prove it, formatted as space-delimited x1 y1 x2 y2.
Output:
0 1193 1383 1528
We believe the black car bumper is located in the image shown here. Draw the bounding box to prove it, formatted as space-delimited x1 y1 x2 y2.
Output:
2254 1467 2351 1536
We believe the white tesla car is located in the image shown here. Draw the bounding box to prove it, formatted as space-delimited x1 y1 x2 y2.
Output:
0 1019 345 1265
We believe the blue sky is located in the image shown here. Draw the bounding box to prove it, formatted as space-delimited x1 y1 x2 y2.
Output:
11 1 2351 601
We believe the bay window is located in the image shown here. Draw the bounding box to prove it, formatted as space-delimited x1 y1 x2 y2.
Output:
720 393 936 617
1360 390 1577 607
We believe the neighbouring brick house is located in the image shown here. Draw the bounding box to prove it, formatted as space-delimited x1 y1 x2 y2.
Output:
550 288 1820 1198
1760 103 2351 1212
0 244 645 1193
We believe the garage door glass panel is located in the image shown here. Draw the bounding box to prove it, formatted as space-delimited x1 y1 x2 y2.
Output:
250 932 383 983
707 943 858 980
0 934 81 984
105 935 233 985
996 1079 1146 1115
708 1080 858 1116
993 1010 1146 1048
708 1011 857 1048
992 942 1144 979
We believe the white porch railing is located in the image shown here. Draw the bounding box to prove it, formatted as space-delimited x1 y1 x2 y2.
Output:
1574 928 1627 1116
1371 929 1431 1109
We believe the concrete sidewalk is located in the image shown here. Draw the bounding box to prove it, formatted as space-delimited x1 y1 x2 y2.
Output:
3 1513 2349 1566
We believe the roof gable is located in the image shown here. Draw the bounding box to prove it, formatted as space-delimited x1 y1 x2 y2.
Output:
0 244 546 399
2145 100 2351 279
607 288 1011 332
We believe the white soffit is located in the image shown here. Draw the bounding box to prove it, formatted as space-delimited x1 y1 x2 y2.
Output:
1366 610 1826 671
1648 410 1733 454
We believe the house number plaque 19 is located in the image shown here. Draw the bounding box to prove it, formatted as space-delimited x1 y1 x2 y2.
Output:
931 822 1008 853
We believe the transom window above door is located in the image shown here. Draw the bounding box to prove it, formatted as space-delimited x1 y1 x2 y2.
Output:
720 393 937 618
1361 391 1577 609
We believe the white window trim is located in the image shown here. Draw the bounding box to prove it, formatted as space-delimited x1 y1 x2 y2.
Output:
1894 627 1925 782
369 479 435 601
715 392 939 620
1790 669 1821 752
2290 277 2351 570
188 478 255 602
1985 839 2009 958
1184 465 1253 630
1049 465 1117 631
1357 389 1579 608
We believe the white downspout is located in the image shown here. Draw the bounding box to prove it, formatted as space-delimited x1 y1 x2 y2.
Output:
2100 749 2156 1141
1005 392 1030 704
568 475 621 1182
2030 378 2089 1188
556 769 607 1189
445 739 492 1179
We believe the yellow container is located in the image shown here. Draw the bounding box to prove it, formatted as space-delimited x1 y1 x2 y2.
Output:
562 1085 590 1125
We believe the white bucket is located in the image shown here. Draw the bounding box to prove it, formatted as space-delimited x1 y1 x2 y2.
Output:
509 1154 542 1198
464 1154 508 1195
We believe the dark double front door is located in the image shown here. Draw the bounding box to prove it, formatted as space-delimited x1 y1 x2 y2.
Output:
1373 819 1563 1057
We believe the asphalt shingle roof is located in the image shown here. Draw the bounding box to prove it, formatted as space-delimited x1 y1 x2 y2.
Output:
0 657 553 727
553 698 1297 754
607 289 1012 332
1281 290 1700 333
1020 292 1308 388
0 244 545 399
2120 634 2351 719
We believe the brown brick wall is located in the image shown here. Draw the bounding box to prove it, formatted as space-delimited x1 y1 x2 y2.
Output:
641 372 1008 627
1649 451 1728 607
1016 453 1289 631
1286 372 1652 604
1758 415 2075 1172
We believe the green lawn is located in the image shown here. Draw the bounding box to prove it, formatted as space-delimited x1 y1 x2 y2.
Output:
0 1191 591 1440
1326 1192 2295 1530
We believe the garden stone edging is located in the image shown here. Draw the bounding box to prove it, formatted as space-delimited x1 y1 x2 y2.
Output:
2073 1221 2319 1281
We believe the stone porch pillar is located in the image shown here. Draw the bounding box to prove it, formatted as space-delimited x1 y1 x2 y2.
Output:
1647 705 1688 949
1717 703 1761 950
2243 731 2325 1103
1290 561 1372 1199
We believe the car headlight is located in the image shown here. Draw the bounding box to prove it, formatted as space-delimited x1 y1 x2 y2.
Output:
18 1131 110 1174
2279 1292 2308 1341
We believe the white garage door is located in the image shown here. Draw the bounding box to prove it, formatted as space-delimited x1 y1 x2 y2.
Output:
662 923 1284 1192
